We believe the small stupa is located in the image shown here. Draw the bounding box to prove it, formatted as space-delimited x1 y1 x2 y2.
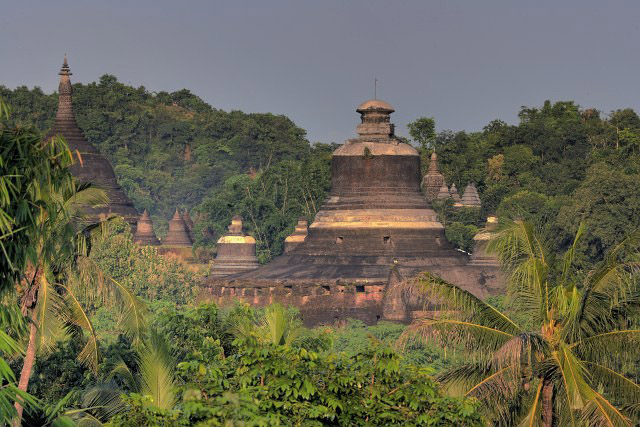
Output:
284 217 309 253
133 210 160 246
163 209 192 247
449 183 462 202
436 182 451 200
460 183 482 207
210 216 259 277
422 152 445 201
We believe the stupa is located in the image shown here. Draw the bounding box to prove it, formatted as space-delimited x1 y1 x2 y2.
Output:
163 209 192 247
284 217 309 253
449 183 462 203
45 56 138 227
460 183 482 207
436 182 451 200
133 210 160 246
422 152 445 201
210 216 259 277
203 99 503 325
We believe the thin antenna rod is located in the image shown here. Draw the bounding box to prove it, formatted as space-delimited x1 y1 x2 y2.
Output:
374 78 378 99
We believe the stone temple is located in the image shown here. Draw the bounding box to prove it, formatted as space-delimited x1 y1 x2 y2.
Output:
46 56 138 227
203 99 504 325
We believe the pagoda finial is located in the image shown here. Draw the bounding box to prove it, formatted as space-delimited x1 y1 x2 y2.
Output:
59 54 72 76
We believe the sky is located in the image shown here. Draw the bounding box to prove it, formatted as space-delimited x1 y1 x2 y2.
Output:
2 0 640 143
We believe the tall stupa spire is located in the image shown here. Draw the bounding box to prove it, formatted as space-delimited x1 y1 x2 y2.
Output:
45 56 139 228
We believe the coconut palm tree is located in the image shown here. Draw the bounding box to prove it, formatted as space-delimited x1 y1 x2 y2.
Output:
13 181 146 425
400 220 640 426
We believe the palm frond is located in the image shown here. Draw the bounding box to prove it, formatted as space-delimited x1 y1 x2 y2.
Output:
516 381 543 427
61 286 99 373
561 221 586 285
400 318 515 358
399 272 522 335
570 330 640 367
138 329 177 410
78 381 127 422
583 361 640 407
34 273 68 355
580 390 632 427
551 343 590 410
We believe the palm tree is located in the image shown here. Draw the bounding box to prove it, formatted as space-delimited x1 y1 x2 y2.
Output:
13 181 146 425
400 220 640 426
60 329 178 425
229 303 302 346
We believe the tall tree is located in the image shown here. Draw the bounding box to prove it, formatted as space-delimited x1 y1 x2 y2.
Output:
13 180 146 425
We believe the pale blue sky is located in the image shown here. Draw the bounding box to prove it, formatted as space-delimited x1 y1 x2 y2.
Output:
2 1 640 143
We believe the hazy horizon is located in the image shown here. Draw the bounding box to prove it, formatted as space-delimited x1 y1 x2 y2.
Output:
2 0 640 143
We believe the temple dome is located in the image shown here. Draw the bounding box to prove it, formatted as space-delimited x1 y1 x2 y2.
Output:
356 99 395 113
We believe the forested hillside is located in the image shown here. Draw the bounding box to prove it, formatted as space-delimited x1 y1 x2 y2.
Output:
1 76 333 261
3 80 640 265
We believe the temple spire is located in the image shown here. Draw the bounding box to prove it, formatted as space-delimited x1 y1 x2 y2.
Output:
57 54 74 121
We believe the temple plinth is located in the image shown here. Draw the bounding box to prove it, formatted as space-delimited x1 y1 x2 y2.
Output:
46 56 138 227
210 216 259 277
134 210 160 246
203 99 504 325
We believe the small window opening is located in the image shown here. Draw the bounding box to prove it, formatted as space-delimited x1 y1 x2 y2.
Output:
355 285 365 293
322 285 331 292
383 236 391 245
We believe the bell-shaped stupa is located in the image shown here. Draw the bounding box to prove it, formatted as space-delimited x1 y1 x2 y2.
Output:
163 209 192 247
210 216 259 277
45 56 138 227
461 183 482 207
133 210 160 246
